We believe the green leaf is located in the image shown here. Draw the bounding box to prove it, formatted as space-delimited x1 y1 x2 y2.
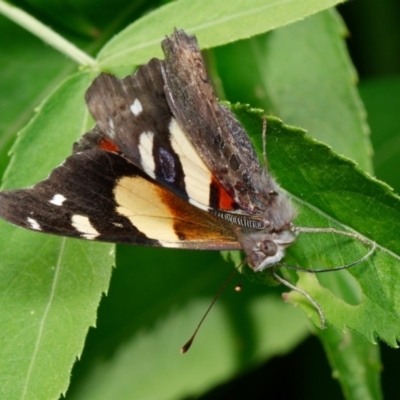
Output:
214 9 373 172
0 14 76 179
0 230 114 399
234 107 400 347
97 0 347 69
320 328 382 400
0 72 115 398
2 72 94 188
212 12 380 398
66 246 310 400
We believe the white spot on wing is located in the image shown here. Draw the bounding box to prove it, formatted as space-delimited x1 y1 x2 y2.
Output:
27 217 41 231
139 131 156 179
130 99 143 116
71 215 100 240
108 118 115 137
49 194 66 206
169 118 211 211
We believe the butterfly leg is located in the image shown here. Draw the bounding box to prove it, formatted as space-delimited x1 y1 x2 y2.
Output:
272 270 326 329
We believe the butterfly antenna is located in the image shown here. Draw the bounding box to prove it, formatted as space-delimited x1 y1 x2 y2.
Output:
279 241 376 274
181 259 245 354
295 226 371 245
272 270 326 328
262 116 268 167
291 227 376 273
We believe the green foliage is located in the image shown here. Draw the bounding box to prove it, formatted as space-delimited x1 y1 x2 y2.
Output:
0 0 398 399
97 0 346 69
214 10 372 172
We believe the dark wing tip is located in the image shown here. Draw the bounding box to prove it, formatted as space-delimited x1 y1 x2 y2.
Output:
0 189 33 230
162 29 199 57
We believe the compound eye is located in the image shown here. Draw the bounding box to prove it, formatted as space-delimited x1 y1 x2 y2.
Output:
260 240 278 257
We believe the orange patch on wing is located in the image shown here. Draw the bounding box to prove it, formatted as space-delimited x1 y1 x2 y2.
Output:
158 182 237 245
99 138 120 153
114 174 239 249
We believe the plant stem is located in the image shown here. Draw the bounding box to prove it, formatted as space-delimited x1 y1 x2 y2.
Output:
0 0 96 67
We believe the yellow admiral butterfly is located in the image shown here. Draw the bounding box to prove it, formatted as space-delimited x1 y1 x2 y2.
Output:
0 30 374 328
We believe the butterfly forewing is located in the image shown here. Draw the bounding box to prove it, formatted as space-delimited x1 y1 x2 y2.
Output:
161 30 269 215
0 146 240 249
85 58 239 216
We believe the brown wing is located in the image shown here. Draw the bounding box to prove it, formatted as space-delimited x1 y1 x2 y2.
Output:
0 146 240 250
84 58 240 217
161 30 269 214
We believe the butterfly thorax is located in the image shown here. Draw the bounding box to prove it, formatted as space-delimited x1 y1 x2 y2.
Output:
234 173 297 272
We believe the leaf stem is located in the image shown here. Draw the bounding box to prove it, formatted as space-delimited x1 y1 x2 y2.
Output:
0 0 96 67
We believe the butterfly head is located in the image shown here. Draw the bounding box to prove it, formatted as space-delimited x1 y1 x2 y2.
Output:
239 227 298 272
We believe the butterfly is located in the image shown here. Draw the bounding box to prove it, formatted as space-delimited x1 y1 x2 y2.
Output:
0 30 374 330
0 29 297 271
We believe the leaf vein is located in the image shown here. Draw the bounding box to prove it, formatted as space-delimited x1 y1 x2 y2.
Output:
20 238 66 400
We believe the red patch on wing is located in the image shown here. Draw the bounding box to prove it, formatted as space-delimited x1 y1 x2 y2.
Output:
99 138 120 153
212 177 236 211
